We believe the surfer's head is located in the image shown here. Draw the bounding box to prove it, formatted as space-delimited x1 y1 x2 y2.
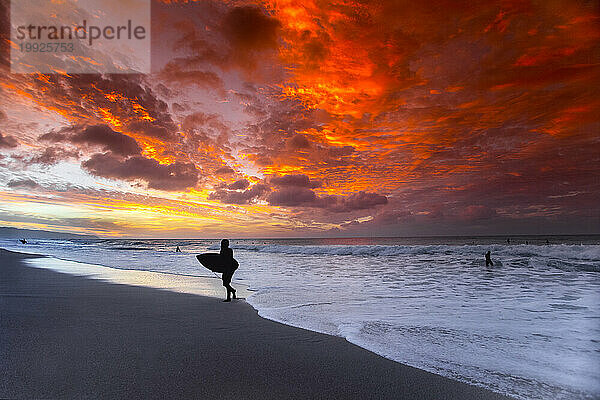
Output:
221 239 229 249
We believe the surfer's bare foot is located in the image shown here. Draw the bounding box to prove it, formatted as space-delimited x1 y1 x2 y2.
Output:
223 298 231 302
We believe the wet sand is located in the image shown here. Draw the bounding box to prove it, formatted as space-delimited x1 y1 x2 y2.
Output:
0 249 510 399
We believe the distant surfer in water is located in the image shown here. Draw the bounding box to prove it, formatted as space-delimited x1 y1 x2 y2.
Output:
485 251 493 267
220 239 237 302
175 245 181 252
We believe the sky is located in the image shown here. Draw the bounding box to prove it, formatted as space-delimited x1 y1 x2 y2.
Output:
0 0 598 238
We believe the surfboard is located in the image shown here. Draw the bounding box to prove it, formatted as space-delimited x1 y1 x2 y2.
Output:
196 253 239 273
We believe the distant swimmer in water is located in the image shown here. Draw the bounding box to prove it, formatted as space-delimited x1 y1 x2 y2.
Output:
485 251 493 267
19 239 27 244
175 245 181 252
220 239 237 302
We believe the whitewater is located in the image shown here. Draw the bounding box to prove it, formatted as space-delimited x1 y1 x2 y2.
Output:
1 236 598 400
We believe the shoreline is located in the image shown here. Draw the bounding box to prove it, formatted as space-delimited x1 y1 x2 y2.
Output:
1 248 511 399
21 254 254 300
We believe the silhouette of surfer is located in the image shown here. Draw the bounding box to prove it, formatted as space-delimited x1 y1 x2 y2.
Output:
220 239 237 302
175 245 181 252
485 251 493 267
19 239 27 244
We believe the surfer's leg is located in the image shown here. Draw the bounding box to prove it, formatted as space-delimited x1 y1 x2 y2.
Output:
222 279 230 301
225 283 236 299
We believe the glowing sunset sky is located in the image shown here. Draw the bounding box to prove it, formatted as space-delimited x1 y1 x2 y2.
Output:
0 0 598 238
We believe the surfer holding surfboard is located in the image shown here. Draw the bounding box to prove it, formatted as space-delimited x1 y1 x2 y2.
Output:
219 239 237 301
196 239 239 302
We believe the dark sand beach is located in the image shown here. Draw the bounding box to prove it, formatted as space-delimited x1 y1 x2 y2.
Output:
0 249 510 399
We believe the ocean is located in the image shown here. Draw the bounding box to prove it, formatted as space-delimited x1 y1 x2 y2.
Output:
1 235 599 400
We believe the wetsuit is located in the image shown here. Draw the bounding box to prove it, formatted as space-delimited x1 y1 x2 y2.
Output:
220 247 236 299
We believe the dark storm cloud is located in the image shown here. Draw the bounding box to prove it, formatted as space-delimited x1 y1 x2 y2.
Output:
159 3 283 81
222 6 281 53
267 186 317 206
287 134 311 149
7 178 39 189
125 120 175 141
41 125 141 156
159 62 225 92
172 103 187 113
0 132 17 148
214 166 235 175
26 147 80 165
227 179 250 190
367 210 415 226
181 112 229 134
269 174 321 188
73 125 141 156
208 183 270 204
264 174 387 211
329 191 389 212
208 173 387 212
266 187 388 212
82 153 199 191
